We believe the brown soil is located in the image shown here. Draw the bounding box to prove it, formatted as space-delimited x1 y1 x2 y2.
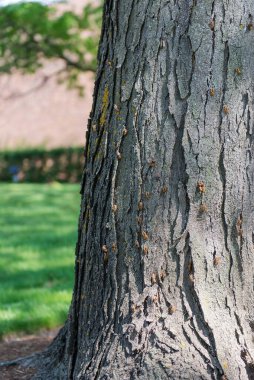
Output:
0 329 59 380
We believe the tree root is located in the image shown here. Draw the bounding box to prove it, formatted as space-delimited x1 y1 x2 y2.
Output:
0 352 41 368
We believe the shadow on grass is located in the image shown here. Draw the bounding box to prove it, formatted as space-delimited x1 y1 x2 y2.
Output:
0 264 74 291
0 183 80 338
0 263 74 338
0 230 77 250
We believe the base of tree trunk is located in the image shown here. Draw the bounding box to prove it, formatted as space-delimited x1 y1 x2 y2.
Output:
19 318 251 380
7 0 254 379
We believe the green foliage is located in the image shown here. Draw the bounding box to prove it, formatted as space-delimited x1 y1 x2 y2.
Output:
0 183 80 337
0 2 102 92
0 147 84 183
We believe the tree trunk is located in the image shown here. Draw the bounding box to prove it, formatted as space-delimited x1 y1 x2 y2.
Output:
35 0 254 379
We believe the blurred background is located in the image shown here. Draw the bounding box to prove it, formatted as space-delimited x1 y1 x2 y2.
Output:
0 0 102 346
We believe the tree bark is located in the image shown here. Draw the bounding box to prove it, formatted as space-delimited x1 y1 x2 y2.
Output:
35 0 254 379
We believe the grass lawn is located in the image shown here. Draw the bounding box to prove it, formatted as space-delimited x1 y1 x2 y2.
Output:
0 183 80 338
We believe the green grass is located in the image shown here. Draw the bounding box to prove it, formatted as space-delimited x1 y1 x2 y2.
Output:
0 183 80 338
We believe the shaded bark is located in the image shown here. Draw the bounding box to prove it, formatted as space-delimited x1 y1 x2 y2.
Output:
35 0 254 379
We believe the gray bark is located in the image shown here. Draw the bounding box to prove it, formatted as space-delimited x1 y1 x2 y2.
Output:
34 0 254 379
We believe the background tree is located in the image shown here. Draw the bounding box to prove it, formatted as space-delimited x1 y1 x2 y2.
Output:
3 0 254 379
0 2 102 94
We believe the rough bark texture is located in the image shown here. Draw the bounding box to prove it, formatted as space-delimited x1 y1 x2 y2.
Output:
34 0 254 379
